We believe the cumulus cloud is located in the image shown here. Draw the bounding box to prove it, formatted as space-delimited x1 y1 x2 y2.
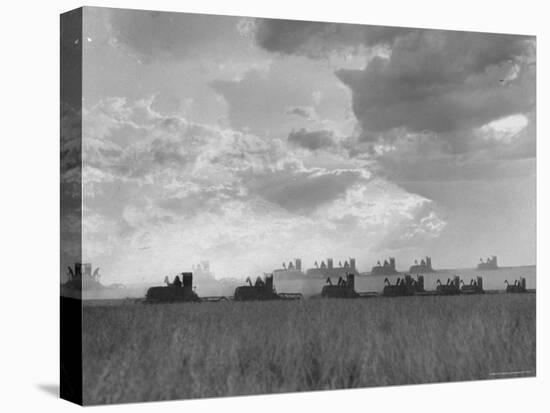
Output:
317 178 446 252
81 97 444 281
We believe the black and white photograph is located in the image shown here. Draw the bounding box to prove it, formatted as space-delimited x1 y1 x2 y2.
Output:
3 1 549 412
57 5 539 405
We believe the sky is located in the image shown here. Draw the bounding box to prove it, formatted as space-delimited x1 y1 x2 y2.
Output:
78 7 536 283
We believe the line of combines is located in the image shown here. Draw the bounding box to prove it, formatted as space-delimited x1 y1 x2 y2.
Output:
145 273 303 303
144 272 530 304
274 255 500 278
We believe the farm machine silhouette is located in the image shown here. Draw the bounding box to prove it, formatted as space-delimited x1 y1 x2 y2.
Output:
504 277 528 293
233 274 303 301
317 273 377 299
144 270 531 304
460 276 485 294
145 272 302 303
382 275 425 297
321 273 359 298
146 273 202 303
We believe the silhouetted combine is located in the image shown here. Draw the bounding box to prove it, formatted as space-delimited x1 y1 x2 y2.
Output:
383 274 425 297
233 274 303 301
505 277 527 293
460 276 484 294
320 273 359 298
436 276 461 295
146 273 201 303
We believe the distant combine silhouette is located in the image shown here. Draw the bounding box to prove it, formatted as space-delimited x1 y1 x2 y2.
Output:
382 274 425 297
478 256 499 270
233 274 303 301
505 277 527 293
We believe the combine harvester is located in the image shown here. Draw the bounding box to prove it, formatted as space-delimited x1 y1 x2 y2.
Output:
460 276 485 294
145 272 228 303
382 274 425 297
233 274 303 301
145 269 529 304
146 273 201 303
435 276 461 295
317 273 378 299
321 273 358 298
505 277 528 293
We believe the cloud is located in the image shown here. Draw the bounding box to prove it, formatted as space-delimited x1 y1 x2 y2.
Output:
81 97 444 281
243 164 366 213
288 128 335 151
252 22 536 188
336 31 534 141
286 106 317 120
209 58 356 138
252 21 536 156
317 179 447 252
105 8 250 61
76 10 535 278
477 114 529 144
323 28 536 199
255 19 414 57
369 120 535 185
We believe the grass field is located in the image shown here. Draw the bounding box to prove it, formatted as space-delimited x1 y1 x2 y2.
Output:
82 294 535 405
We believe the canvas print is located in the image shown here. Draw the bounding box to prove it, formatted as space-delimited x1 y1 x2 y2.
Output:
60 6 536 405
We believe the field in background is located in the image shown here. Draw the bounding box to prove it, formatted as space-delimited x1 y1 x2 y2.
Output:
82 294 535 405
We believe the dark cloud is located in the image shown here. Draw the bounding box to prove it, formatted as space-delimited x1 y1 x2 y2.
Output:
335 31 535 145
288 128 335 150
286 106 315 120
363 110 535 185
244 165 363 213
255 20 535 160
255 19 414 56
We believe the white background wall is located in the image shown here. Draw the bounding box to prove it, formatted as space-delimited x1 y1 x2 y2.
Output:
0 0 548 411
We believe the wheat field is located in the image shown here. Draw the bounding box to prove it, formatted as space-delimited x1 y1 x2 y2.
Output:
82 294 535 405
